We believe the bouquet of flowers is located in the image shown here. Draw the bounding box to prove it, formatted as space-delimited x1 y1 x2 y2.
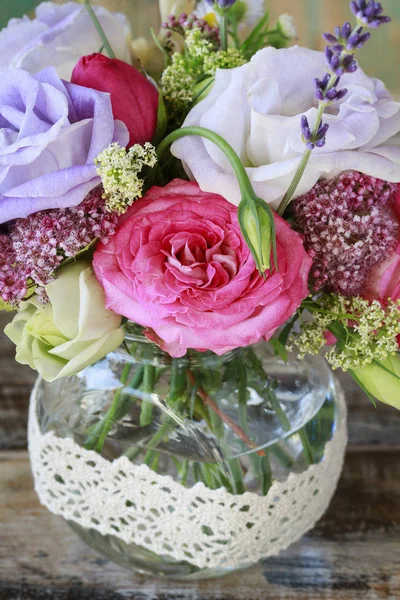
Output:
2 0 399 578
1 0 400 541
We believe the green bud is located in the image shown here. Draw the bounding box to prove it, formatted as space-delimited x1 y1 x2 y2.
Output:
353 354 400 410
228 0 247 23
238 196 275 274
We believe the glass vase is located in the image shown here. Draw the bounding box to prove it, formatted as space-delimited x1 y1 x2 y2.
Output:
31 326 345 580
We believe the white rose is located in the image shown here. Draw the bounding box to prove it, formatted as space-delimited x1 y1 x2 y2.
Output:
0 1 132 80
172 46 400 209
5 262 124 383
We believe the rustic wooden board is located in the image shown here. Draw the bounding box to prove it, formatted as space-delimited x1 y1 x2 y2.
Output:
1 450 400 599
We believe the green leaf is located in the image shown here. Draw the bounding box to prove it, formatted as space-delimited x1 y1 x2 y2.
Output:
278 312 301 347
270 338 288 363
349 369 377 407
152 89 168 146
150 27 171 69
241 12 269 54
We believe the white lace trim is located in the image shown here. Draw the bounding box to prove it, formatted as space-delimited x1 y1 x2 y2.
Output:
28 380 347 570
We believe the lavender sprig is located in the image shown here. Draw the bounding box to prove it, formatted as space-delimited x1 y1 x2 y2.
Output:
277 0 391 216
205 0 237 6
350 1 391 27
301 116 330 150
206 0 238 50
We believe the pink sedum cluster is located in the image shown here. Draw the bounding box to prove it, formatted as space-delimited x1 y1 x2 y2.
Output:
293 172 398 297
93 179 312 358
0 187 119 305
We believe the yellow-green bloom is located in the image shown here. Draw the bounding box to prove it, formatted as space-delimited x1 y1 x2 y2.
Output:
95 142 158 214
353 354 400 410
5 262 124 383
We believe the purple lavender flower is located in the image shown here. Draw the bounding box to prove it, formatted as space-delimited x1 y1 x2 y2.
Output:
314 74 348 102
323 22 371 51
350 1 391 27
325 47 358 75
301 116 329 150
0 67 128 225
205 0 237 7
299 1 390 151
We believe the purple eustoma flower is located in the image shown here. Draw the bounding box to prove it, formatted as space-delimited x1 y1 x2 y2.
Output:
0 67 129 225
0 2 132 80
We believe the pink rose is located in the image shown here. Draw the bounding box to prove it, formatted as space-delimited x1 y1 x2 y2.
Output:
93 180 311 357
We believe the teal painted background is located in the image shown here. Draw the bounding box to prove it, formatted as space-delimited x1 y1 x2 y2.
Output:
1 0 399 91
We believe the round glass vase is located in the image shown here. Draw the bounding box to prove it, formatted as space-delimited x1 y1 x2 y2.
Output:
31 328 346 580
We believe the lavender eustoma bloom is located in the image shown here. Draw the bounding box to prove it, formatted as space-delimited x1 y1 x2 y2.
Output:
0 1 132 80
0 67 129 225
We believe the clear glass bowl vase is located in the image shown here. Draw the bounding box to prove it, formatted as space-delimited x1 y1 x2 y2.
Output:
33 327 344 580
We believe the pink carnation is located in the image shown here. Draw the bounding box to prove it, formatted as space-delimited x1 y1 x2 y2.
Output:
93 179 311 357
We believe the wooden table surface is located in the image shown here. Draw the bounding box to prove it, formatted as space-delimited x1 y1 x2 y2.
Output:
1 312 400 600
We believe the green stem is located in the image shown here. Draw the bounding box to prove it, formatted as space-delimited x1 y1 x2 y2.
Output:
144 419 175 465
220 13 228 51
277 101 326 216
266 387 291 431
270 445 294 469
238 369 272 496
89 363 131 453
180 459 189 486
277 149 312 216
208 407 244 495
298 428 315 465
157 126 254 200
84 0 115 58
140 364 156 427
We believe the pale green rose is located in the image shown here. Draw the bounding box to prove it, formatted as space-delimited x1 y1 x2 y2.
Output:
353 354 400 410
5 262 124 383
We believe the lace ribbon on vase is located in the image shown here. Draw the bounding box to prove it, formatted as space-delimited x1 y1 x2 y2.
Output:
28 379 347 570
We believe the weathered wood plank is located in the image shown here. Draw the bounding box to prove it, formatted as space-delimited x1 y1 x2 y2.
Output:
0 314 36 450
1 451 400 599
